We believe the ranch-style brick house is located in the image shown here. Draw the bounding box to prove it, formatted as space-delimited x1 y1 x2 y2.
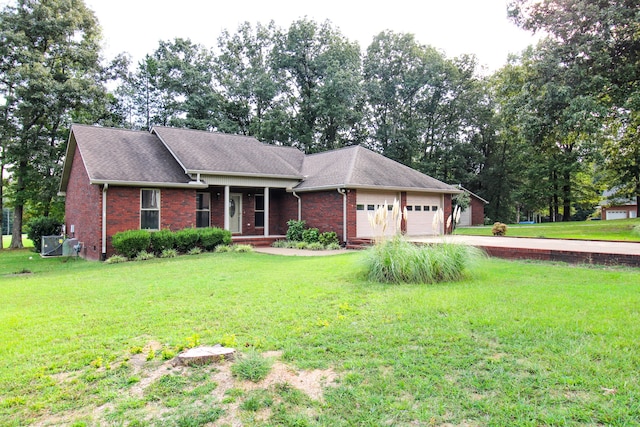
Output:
59 125 461 260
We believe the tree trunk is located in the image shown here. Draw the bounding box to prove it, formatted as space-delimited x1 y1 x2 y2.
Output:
10 165 25 249
562 169 571 222
10 204 23 249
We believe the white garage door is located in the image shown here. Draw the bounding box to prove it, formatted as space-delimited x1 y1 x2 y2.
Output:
606 210 628 220
458 206 472 227
405 193 442 236
356 191 400 238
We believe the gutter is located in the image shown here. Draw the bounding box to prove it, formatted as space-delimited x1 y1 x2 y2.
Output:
89 179 208 189
292 191 301 221
337 188 347 244
102 183 108 261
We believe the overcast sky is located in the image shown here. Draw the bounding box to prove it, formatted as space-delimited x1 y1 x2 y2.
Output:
84 0 539 74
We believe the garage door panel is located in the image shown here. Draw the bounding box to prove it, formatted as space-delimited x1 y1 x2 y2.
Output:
356 191 400 238
606 210 628 220
405 193 442 236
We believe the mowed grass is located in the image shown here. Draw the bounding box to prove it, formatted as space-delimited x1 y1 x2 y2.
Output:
1 249 640 426
456 218 640 241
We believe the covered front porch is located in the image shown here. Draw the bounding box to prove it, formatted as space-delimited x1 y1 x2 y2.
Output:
195 182 299 239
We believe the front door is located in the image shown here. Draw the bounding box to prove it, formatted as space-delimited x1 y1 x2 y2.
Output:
229 193 242 233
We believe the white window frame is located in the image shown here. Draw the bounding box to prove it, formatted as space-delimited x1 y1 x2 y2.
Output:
140 188 160 230
196 192 211 228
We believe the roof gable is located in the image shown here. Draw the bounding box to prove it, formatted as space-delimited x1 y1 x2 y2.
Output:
295 145 458 193
60 125 193 191
152 127 302 178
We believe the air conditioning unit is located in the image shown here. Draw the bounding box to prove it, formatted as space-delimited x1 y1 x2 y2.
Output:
41 235 64 257
62 238 80 256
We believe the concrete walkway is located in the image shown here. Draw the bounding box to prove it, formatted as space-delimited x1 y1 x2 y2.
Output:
410 235 640 267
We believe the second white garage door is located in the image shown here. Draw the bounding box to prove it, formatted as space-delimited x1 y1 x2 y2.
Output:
405 193 442 235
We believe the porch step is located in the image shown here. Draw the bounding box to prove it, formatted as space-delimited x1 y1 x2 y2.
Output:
346 239 372 250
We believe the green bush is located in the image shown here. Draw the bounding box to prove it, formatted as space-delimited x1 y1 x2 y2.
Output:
26 216 63 253
233 244 254 253
134 250 155 261
160 248 178 258
492 222 508 236
286 219 306 242
307 242 325 251
111 230 151 258
215 245 233 253
174 228 199 252
271 240 288 248
363 236 483 284
197 227 231 251
187 247 202 255
105 255 127 264
150 229 175 253
325 242 341 250
295 241 309 250
319 231 339 246
302 227 320 244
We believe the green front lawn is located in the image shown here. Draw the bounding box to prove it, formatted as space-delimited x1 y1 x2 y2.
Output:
456 218 640 241
1 249 639 426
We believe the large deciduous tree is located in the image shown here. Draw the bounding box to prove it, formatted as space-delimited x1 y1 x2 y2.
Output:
0 0 106 248
273 19 362 152
509 0 640 216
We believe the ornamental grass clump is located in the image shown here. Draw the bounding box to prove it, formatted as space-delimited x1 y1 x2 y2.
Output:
363 236 483 284
364 199 482 284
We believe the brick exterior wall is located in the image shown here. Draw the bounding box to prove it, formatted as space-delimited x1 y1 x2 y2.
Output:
64 146 103 260
270 189 299 236
299 190 355 243
470 196 486 226
104 187 197 257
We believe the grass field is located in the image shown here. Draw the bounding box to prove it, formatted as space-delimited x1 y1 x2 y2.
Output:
455 218 640 241
1 248 639 426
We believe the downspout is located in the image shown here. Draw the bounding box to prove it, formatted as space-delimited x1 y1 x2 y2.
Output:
337 188 347 244
101 183 108 261
292 191 301 221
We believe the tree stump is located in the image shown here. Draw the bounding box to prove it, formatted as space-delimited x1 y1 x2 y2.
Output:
175 345 236 366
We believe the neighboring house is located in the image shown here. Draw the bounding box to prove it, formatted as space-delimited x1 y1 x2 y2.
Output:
59 125 460 260
600 189 638 220
457 186 488 227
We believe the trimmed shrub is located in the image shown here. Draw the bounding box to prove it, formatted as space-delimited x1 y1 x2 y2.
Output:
363 236 483 284
26 216 63 253
197 227 232 251
286 219 306 242
112 230 151 258
319 231 339 246
150 229 175 253
174 228 199 252
492 222 508 236
302 227 320 244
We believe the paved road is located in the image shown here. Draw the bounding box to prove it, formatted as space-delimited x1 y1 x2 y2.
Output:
409 235 640 256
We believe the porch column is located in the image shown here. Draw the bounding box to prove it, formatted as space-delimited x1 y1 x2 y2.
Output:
264 187 270 236
223 185 230 231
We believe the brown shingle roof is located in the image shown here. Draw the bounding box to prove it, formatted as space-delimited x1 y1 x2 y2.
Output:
60 125 194 191
152 127 302 178
294 145 458 193
60 125 459 195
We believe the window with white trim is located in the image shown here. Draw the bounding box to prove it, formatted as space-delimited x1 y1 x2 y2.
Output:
196 192 210 228
254 194 265 227
141 189 160 230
